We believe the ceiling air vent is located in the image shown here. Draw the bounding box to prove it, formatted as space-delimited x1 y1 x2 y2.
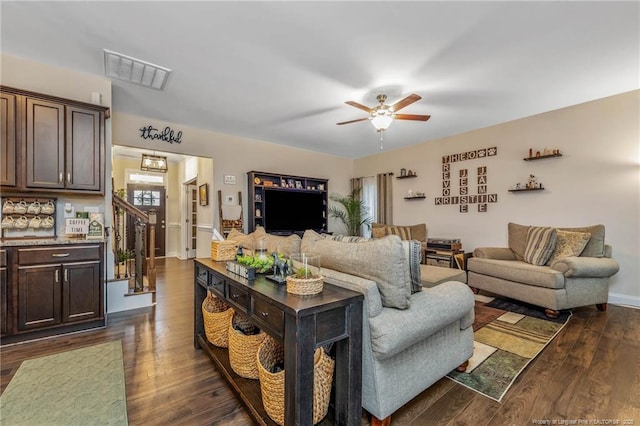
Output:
103 49 171 90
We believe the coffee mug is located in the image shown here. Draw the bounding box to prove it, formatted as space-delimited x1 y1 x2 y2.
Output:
2 200 15 214
28 216 42 229
14 216 29 229
1 216 14 229
41 201 55 215
41 216 55 229
27 201 41 214
13 201 27 214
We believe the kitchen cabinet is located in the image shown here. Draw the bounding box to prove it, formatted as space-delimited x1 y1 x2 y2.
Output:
1 243 104 344
0 92 17 187
1 86 107 194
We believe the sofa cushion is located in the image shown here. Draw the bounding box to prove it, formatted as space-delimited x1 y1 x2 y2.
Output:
262 233 302 257
508 222 530 260
371 224 412 240
323 233 421 294
468 258 565 289
523 226 557 266
227 228 255 251
302 230 411 309
558 225 606 258
546 230 591 265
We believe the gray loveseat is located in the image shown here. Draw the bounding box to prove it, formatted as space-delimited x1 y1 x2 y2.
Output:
301 230 474 425
468 223 619 317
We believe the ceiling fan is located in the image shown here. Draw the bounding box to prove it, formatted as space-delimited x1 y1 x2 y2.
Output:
337 93 431 132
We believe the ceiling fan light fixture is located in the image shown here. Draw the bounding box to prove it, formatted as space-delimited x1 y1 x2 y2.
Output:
370 112 394 131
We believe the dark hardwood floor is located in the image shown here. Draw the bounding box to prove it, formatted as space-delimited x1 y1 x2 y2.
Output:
1 257 638 425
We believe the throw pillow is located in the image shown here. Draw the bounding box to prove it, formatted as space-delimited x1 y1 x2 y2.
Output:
558 225 605 257
371 224 412 241
301 230 411 309
523 226 557 266
227 228 255 251
322 234 421 293
546 230 591 265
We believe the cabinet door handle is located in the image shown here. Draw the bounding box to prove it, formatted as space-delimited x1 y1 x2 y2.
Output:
64 269 68 282
231 293 240 300
261 311 269 318
55 270 59 283
52 253 70 258
59 172 63 183
67 173 71 184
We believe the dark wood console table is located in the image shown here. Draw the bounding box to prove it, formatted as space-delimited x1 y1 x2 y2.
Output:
194 259 363 425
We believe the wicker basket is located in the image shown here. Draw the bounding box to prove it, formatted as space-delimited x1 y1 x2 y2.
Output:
211 240 237 261
202 292 234 347
257 335 335 425
228 312 266 379
285 275 324 295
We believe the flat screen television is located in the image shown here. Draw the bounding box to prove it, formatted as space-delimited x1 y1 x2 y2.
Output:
263 188 325 233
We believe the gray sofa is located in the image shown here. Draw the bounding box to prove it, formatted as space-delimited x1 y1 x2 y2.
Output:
468 223 620 317
301 230 474 425
226 227 475 424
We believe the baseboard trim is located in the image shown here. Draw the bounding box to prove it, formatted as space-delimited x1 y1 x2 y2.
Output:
609 292 640 309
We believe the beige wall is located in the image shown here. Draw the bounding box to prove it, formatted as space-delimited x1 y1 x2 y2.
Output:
355 90 640 307
111 112 354 258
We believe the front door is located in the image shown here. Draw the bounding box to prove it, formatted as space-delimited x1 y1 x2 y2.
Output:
127 184 166 257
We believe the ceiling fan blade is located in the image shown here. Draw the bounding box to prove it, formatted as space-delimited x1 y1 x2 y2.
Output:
336 117 370 125
345 101 373 113
394 114 431 121
390 94 421 112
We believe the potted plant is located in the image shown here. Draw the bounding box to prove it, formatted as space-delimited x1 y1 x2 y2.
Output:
328 188 373 236
285 254 323 295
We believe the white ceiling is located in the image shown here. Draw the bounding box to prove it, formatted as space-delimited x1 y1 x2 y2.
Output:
1 2 638 159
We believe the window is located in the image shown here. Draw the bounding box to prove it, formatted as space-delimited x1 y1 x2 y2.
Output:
132 190 161 207
361 176 377 238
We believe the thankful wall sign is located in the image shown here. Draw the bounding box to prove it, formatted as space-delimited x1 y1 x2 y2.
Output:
435 147 498 213
139 125 183 144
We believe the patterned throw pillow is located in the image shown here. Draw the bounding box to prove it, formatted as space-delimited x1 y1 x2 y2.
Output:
523 226 557 266
546 230 591 265
372 225 412 241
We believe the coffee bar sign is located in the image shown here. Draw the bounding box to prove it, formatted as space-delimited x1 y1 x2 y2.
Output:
140 125 183 144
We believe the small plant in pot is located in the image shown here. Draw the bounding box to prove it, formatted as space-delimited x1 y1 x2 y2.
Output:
286 254 323 295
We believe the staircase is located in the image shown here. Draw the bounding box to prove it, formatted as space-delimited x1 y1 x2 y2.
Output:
108 193 157 313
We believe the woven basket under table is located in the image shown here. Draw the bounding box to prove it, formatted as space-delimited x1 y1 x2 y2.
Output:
202 292 233 348
256 335 335 425
228 312 266 379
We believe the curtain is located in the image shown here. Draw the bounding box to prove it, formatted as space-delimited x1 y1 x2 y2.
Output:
360 176 376 237
376 172 393 224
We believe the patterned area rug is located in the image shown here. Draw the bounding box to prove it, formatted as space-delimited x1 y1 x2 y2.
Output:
447 295 571 402
0 340 128 425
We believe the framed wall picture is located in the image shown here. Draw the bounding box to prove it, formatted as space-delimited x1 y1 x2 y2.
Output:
199 183 209 206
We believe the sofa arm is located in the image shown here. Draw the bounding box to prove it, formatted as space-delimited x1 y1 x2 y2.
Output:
368 281 474 360
550 256 620 278
473 247 516 260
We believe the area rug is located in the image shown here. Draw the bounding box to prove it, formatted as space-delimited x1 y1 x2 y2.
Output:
447 295 571 402
0 340 128 425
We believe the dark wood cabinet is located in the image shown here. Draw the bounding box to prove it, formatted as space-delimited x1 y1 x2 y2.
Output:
2 243 105 343
25 97 65 189
0 93 17 187
0 86 107 195
18 264 62 330
1 250 7 335
247 171 328 234
65 106 102 191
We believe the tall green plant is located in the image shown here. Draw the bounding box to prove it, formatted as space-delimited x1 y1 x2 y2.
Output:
328 189 373 236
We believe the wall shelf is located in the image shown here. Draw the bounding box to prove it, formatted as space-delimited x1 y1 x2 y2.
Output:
396 174 418 179
508 188 545 192
404 196 426 200
523 153 562 161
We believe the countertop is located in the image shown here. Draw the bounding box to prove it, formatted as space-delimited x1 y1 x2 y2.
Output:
0 238 106 247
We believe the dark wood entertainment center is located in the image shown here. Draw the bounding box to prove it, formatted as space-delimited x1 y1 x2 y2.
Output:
247 171 329 234
194 259 363 425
